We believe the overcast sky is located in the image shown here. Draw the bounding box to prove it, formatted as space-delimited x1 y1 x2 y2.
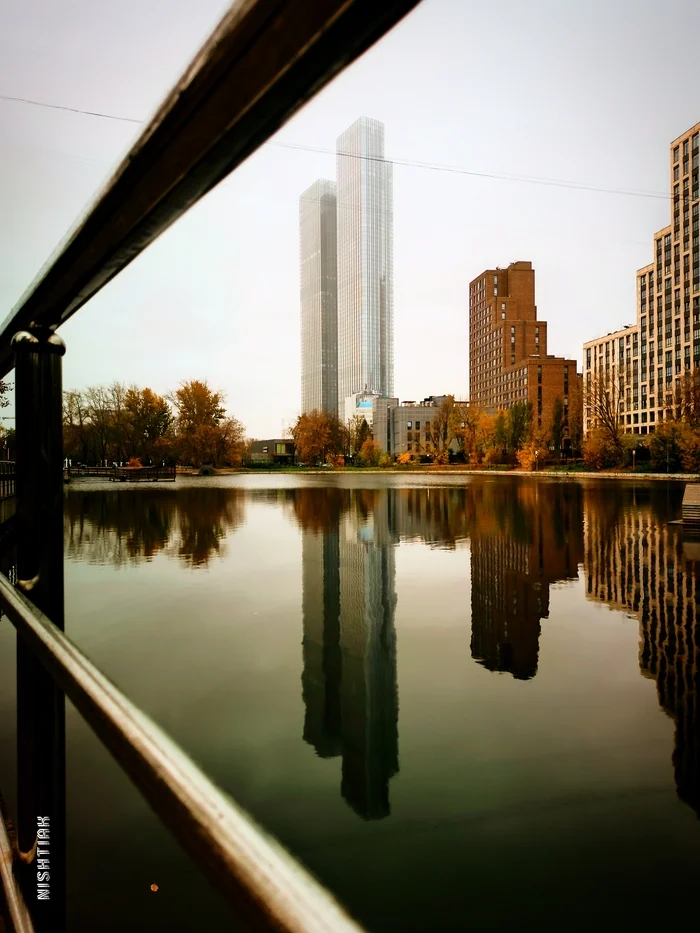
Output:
1 0 698 437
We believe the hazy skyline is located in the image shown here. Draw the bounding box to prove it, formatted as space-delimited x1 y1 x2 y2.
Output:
1 0 699 437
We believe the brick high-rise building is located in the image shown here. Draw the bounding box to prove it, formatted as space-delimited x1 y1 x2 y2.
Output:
583 121 700 436
469 260 580 442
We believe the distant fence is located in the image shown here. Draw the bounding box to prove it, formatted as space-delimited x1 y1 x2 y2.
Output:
67 465 176 482
0 460 15 500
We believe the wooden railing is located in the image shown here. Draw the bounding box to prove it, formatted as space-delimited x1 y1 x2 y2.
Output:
0 1 423 931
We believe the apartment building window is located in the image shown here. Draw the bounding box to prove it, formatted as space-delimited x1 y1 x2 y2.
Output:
586 348 591 369
406 420 412 429
673 146 679 162
674 165 679 181
537 365 542 384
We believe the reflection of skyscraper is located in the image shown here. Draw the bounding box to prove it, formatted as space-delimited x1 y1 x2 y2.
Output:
300 489 399 820
301 527 341 757
470 483 583 681
584 488 700 816
336 118 394 417
338 494 398 819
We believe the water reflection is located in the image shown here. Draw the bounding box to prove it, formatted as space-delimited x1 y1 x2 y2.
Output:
299 490 399 820
470 483 583 680
584 486 700 817
63 480 700 820
64 489 246 567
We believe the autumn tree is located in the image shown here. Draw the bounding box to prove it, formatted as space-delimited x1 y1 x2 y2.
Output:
357 438 382 467
583 370 623 460
475 412 497 463
291 410 345 464
170 380 244 467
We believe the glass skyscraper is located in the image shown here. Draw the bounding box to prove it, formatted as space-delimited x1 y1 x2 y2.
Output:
336 118 394 418
299 179 338 415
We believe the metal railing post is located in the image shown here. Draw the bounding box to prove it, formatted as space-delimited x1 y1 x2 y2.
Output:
13 328 66 933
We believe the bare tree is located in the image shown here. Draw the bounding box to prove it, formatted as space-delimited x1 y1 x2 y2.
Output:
422 396 455 463
674 370 700 426
583 369 623 455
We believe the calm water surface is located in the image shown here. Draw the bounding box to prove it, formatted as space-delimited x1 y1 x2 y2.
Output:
1 475 699 931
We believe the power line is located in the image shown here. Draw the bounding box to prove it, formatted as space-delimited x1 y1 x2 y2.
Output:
275 140 673 202
0 91 686 202
0 93 142 124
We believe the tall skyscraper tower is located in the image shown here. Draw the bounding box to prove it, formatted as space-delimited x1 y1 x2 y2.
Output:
299 179 338 415
336 118 394 419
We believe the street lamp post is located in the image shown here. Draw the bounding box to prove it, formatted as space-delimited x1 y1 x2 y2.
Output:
632 447 636 472
535 449 539 472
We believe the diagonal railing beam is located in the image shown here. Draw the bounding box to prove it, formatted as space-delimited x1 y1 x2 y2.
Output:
0 0 422 378
0 573 365 933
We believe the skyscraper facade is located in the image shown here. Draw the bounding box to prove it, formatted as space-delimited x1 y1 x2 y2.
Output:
336 118 394 418
299 179 338 415
583 121 700 435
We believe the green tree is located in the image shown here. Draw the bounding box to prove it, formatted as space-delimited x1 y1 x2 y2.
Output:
649 421 685 472
348 414 371 454
550 397 564 454
493 411 507 450
124 387 173 461
506 401 532 452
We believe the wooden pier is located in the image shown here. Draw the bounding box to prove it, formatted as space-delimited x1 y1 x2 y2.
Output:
682 484 700 527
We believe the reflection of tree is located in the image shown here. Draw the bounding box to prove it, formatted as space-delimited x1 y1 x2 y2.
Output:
64 489 246 568
583 483 700 817
470 482 584 681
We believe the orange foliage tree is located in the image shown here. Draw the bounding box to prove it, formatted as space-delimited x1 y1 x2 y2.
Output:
291 410 346 464
170 380 244 467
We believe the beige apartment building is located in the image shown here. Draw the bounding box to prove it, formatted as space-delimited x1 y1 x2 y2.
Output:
583 122 700 435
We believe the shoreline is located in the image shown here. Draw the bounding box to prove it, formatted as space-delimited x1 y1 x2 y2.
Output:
176 468 698 482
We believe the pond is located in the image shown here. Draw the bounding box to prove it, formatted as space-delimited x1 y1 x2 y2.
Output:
0 474 698 932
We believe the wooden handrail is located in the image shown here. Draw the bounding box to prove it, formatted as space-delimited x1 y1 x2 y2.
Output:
0 573 365 933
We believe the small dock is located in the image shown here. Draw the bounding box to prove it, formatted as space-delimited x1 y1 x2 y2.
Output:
682 484 700 527
111 465 176 482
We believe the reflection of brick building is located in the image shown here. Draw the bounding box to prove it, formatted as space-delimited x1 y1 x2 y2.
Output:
300 491 399 820
470 483 583 680
583 489 700 815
